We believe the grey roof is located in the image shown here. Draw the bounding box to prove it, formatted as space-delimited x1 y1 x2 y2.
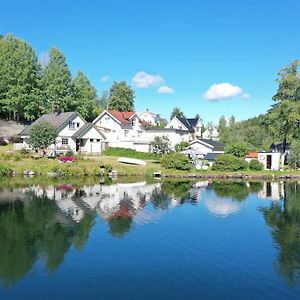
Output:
19 112 80 136
72 123 106 139
177 117 199 131
145 128 189 133
201 139 224 149
204 153 220 161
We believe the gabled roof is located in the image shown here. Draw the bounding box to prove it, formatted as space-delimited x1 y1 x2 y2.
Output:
72 123 106 139
190 139 225 151
176 117 199 132
108 110 136 123
204 152 220 161
19 112 81 136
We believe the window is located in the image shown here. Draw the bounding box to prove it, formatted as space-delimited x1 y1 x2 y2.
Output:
105 117 109 121
138 131 142 137
90 139 94 142
96 139 101 142
124 130 129 137
77 123 80 128
62 138 68 145
69 122 75 129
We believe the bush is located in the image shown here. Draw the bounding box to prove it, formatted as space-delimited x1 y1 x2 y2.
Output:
13 153 21 161
161 152 191 170
212 154 248 171
104 147 161 160
65 150 74 157
0 137 8 146
249 159 264 171
225 143 248 158
175 141 189 152
0 164 13 176
99 164 113 175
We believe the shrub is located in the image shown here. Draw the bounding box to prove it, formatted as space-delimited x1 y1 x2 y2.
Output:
150 136 171 155
20 148 30 155
161 152 190 170
99 164 113 175
65 150 74 157
0 137 8 146
225 143 248 158
249 159 264 170
212 154 248 171
0 164 13 176
175 141 189 152
13 153 21 161
104 147 161 160
289 140 300 169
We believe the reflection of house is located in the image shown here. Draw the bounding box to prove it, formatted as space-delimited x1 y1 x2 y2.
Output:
258 182 285 200
19 112 105 154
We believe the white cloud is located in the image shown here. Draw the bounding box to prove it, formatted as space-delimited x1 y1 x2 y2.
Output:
132 71 164 88
101 75 110 82
204 83 245 100
157 86 175 94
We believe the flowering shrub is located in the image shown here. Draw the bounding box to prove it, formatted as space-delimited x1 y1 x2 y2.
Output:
58 156 77 163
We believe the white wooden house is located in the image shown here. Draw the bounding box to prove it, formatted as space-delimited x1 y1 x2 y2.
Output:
18 112 106 154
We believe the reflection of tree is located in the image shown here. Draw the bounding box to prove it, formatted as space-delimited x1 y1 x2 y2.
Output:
248 182 263 193
0 192 96 287
211 181 250 201
260 182 300 287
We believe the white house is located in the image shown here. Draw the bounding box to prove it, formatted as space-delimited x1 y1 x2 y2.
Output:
139 109 165 126
166 116 202 137
18 112 106 154
189 139 225 156
257 152 284 171
93 110 150 152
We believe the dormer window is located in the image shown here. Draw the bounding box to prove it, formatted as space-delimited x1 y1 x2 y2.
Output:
69 122 75 129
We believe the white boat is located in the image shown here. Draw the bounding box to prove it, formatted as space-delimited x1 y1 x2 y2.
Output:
117 157 147 166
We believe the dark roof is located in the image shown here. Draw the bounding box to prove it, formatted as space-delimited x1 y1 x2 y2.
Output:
19 112 80 136
201 139 224 149
204 153 220 161
72 123 106 139
145 128 189 133
270 143 290 152
177 117 199 131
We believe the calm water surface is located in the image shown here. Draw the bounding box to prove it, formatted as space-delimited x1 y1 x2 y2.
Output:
0 178 300 299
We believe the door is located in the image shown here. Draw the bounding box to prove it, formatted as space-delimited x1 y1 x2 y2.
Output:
266 155 272 170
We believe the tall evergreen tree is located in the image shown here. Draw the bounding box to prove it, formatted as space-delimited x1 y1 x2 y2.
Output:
40 48 72 113
268 60 300 152
72 71 98 121
0 34 38 121
108 81 135 111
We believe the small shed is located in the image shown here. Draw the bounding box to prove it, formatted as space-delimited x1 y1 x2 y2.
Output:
257 152 284 171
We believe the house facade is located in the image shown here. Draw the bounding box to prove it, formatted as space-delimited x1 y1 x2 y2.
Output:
139 109 165 126
166 116 202 137
19 112 106 154
189 139 225 156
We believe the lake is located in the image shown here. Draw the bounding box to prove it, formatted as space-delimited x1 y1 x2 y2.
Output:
0 178 300 299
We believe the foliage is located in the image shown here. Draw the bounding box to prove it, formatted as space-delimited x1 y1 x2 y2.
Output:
225 143 248 157
249 159 264 170
40 48 73 113
104 147 161 160
0 137 8 146
71 71 99 121
175 141 189 152
289 140 300 168
0 34 39 122
0 164 13 176
212 154 248 172
150 136 171 155
28 121 58 152
108 81 135 111
267 60 300 152
212 181 250 201
170 107 185 120
64 150 74 157
161 152 191 170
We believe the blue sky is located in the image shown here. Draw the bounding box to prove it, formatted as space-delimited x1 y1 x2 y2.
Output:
1 0 300 122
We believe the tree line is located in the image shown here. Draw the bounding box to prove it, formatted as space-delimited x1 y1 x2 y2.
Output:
0 34 135 123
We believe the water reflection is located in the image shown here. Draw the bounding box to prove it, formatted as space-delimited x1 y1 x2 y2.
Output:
0 179 299 288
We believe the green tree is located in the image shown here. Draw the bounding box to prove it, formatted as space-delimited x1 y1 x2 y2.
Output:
150 136 171 155
175 141 189 152
40 48 73 113
0 34 39 122
170 107 185 120
108 81 135 111
289 140 300 169
268 60 300 152
28 121 58 155
225 143 248 157
72 71 98 121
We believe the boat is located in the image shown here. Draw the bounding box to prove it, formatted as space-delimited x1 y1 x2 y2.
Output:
117 157 147 166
